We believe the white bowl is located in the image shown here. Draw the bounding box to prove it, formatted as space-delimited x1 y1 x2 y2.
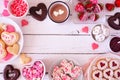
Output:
0 17 24 63
7 0 29 18
22 60 46 80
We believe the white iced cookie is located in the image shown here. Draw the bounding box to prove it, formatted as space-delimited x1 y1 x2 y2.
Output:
92 26 101 35
95 34 105 42
97 60 108 70
109 59 119 70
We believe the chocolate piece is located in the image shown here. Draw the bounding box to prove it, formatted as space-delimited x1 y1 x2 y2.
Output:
110 37 120 52
108 12 120 30
3 65 20 80
29 3 47 21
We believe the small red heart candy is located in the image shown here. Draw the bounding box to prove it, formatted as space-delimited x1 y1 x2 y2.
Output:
82 26 89 33
92 43 99 50
21 19 28 27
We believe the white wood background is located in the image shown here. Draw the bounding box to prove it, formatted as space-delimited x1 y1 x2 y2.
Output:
0 0 120 80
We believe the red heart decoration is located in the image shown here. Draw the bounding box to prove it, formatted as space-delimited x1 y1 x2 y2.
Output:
117 72 120 77
81 26 89 33
21 19 28 27
2 9 10 16
92 43 99 50
100 62 105 67
106 71 110 76
112 62 117 67
95 72 100 77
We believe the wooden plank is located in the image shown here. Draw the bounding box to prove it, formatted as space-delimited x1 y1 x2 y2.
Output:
22 35 111 53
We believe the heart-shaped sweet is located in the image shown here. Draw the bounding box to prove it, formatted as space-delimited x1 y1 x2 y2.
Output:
29 3 47 21
108 12 120 30
7 44 20 55
112 62 117 67
110 37 120 52
20 53 32 64
1 32 19 46
106 71 110 76
5 24 15 32
82 26 89 33
3 65 20 80
2 9 10 16
22 60 45 80
21 19 28 27
92 43 99 50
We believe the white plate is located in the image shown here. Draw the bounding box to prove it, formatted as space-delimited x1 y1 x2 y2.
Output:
0 17 24 63
87 53 120 80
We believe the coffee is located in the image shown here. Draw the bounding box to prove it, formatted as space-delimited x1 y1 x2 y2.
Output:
48 1 69 23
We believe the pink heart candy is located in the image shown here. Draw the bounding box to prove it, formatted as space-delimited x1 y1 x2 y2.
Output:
92 43 99 50
3 52 13 61
4 0 9 8
5 24 15 32
82 26 89 33
2 9 10 16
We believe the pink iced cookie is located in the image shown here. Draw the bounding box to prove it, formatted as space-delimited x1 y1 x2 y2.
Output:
22 60 45 80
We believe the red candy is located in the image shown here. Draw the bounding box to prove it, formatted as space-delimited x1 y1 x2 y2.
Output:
10 0 28 17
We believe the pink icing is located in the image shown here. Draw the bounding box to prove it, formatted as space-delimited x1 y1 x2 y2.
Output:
3 52 13 61
5 24 15 32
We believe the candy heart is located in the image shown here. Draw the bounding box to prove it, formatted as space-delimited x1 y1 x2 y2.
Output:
108 12 120 30
7 44 20 55
5 24 15 32
1 32 19 46
3 53 13 61
92 43 99 50
2 9 10 16
82 26 89 33
22 60 45 80
21 19 28 27
3 65 20 80
20 53 32 64
110 37 120 52
0 40 7 59
29 3 47 21
4 0 9 8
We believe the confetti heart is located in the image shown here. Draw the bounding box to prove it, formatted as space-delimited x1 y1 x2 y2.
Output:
21 19 28 27
82 26 89 33
92 43 99 50
4 0 9 8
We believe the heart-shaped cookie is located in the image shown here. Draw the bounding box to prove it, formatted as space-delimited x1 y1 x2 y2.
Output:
22 60 45 80
7 43 20 55
3 65 20 80
29 3 47 21
0 40 7 59
108 12 120 30
1 32 19 46
20 53 32 64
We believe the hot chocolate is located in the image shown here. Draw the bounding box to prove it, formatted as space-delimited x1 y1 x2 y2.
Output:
48 1 70 23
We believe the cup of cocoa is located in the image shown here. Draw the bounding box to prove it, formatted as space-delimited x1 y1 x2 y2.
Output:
48 1 70 23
